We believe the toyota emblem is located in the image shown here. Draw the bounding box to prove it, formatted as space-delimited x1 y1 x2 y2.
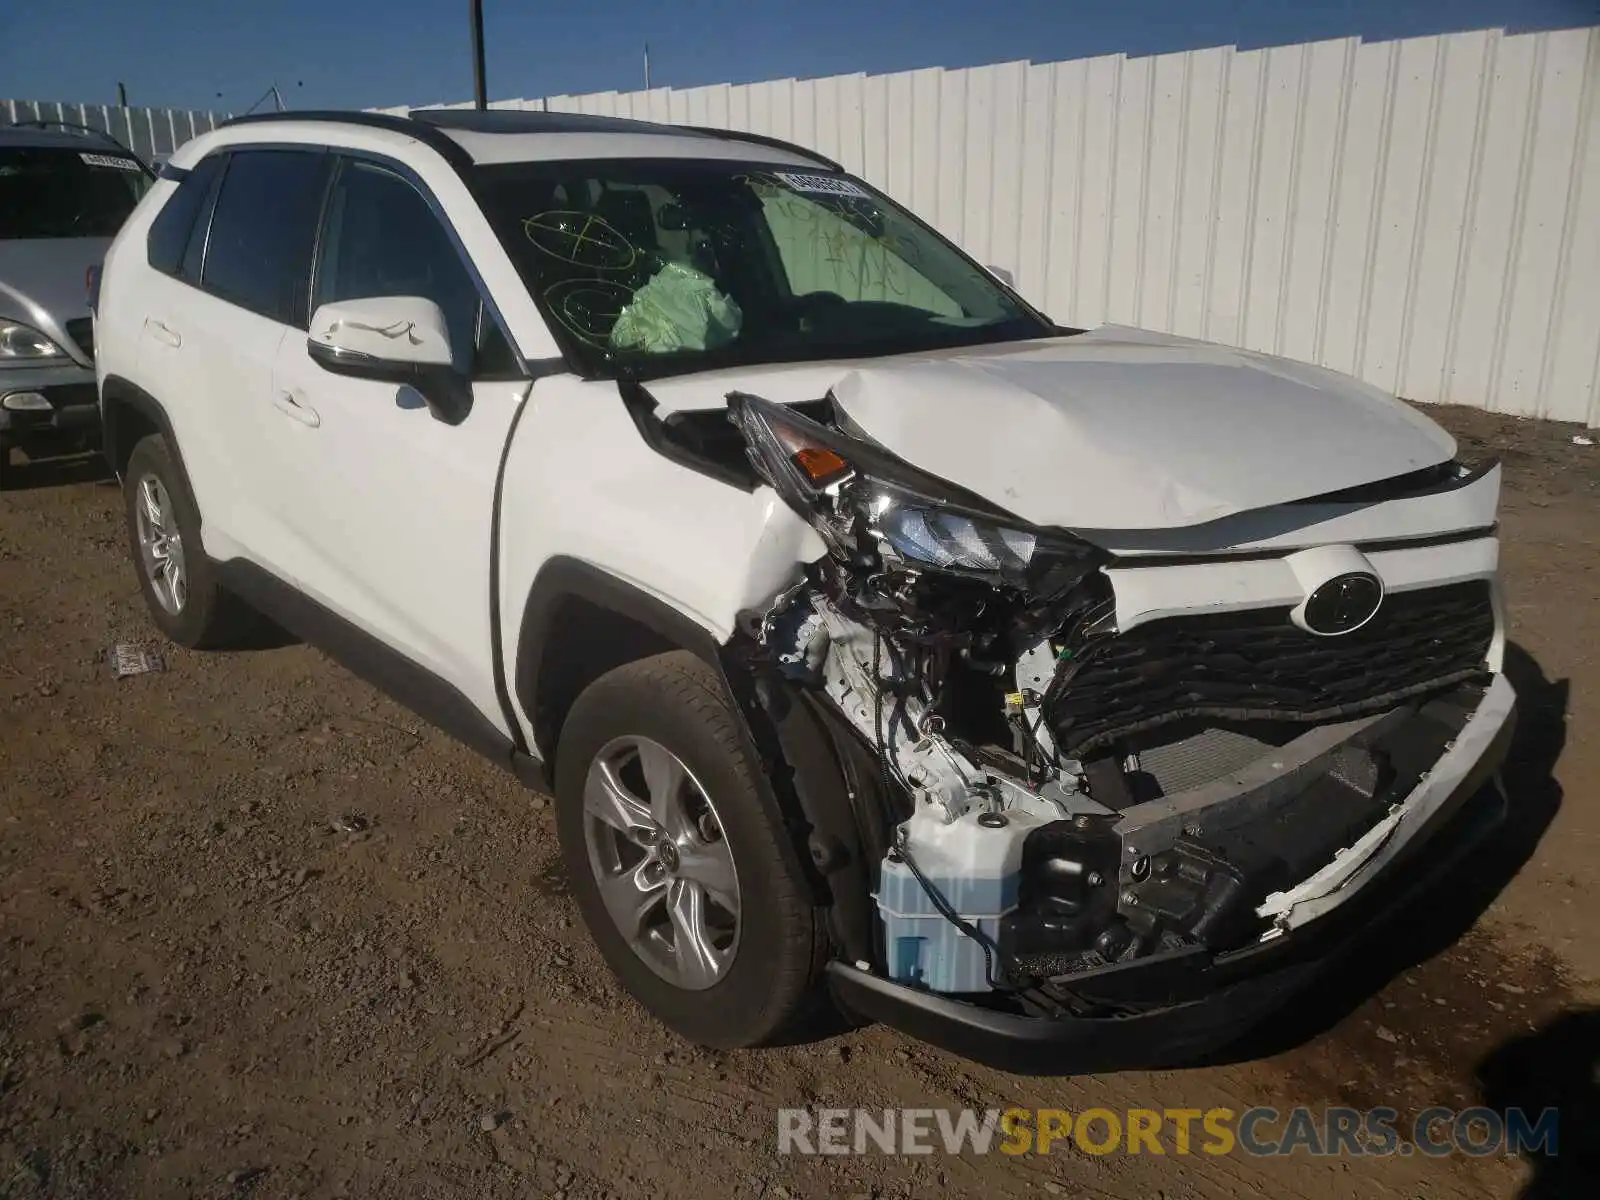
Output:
1301 572 1384 635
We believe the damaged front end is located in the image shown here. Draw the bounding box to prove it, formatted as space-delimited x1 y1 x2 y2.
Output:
725 391 1515 1066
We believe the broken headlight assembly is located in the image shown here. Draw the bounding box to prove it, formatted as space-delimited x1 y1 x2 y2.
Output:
730 391 1123 997
728 392 1103 594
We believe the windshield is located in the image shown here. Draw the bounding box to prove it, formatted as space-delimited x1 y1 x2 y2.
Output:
0 147 150 239
473 158 1052 378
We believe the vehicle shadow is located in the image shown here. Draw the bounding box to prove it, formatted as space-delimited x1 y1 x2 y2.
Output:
1197 639 1567 1064
225 617 301 652
1476 1008 1600 1196
1 450 113 490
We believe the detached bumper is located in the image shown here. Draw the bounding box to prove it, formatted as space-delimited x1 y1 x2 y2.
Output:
828 675 1517 1075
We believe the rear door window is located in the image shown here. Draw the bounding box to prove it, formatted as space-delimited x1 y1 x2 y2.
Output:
0 146 149 239
200 149 331 326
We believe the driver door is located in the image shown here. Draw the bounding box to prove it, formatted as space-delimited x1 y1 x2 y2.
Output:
267 154 527 732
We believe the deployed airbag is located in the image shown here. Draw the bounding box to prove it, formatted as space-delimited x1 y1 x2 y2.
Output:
610 262 743 353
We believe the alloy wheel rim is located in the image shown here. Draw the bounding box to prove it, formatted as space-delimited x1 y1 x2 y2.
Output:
581 735 741 991
134 474 186 615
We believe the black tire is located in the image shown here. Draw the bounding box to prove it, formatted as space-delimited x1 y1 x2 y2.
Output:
122 434 259 649
0 436 11 491
555 650 828 1048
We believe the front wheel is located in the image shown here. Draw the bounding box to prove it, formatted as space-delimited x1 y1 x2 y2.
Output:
554 651 827 1048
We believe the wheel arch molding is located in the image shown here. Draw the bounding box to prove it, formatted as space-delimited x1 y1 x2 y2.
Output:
514 558 873 961
100 375 186 483
513 557 727 770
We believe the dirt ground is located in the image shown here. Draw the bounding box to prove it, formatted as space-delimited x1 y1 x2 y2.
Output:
1 405 1596 1199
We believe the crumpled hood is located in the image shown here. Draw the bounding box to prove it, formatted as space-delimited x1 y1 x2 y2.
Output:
646 325 1458 532
827 327 1456 530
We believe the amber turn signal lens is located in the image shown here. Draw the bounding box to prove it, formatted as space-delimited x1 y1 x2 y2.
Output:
792 446 851 485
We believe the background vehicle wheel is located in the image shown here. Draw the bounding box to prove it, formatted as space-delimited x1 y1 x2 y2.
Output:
555 650 828 1049
122 434 259 649
0 437 12 491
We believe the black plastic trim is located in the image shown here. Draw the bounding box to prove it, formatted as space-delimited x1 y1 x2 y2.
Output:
1291 458 1499 507
758 686 895 966
616 380 757 492
513 557 724 760
1107 525 1499 569
100 376 187 483
215 558 519 769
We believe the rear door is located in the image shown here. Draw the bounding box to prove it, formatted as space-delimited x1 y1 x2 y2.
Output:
145 148 331 569
131 153 233 534
267 154 528 730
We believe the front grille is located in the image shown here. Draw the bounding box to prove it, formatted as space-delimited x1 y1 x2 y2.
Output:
64 317 94 361
1046 581 1495 758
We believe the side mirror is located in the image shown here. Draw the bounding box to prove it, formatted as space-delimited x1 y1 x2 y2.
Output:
985 264 1016 289
306 296 469 425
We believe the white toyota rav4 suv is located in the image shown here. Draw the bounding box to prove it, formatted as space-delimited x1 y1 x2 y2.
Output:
93 109 1516 1072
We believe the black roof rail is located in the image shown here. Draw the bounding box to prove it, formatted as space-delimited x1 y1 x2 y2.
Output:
217 110 476 171
677 125 842 171
4 118 156 178
410 107 684 137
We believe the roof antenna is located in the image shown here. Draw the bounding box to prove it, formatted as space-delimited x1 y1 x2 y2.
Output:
470 0 488 111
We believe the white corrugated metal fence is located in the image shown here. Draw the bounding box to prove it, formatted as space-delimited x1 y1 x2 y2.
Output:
3 99 230 163
388 26 1600 425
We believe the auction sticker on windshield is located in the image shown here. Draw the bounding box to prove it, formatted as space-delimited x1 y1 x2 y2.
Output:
80 152 142 170
773 171 871 199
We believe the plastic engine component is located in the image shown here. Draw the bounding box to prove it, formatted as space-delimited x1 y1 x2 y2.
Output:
876 860 1017 993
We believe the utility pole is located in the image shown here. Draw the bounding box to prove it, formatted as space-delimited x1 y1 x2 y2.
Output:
116 81 128 108
470 0 488 111
644 43 651 91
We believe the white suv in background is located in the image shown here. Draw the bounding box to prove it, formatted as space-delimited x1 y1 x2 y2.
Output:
92 109 1516 1073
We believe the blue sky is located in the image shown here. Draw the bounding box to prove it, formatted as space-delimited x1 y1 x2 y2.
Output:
2 0 1592 113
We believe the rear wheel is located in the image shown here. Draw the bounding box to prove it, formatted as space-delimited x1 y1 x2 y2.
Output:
555 651 828 1048
123 434 259 648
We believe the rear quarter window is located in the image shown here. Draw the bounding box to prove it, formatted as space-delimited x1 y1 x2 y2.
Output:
146 154 225 276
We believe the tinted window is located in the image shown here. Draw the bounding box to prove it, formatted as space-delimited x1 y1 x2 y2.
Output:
314 159 481 368
0 147 149 239
147 154 223 275
177 161 226 284
201 150 330 325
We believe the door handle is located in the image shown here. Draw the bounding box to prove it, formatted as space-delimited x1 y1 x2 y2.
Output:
272 390 321 428
146 319 181 348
